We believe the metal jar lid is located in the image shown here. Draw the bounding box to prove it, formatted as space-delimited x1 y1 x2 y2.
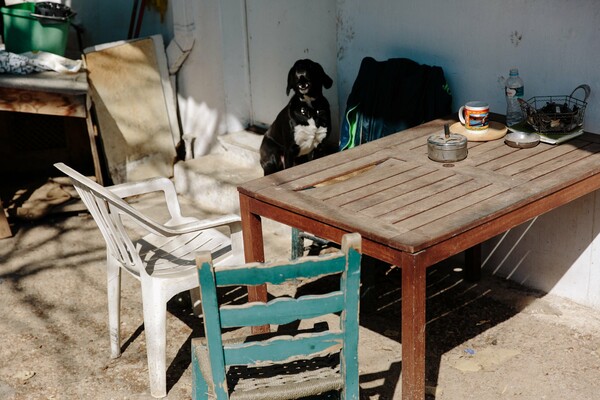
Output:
427 124 468 162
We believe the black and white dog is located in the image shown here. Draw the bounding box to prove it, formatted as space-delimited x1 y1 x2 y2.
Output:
260 59 333 176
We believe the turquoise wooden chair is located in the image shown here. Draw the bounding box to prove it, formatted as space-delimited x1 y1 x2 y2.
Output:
192 233 362 400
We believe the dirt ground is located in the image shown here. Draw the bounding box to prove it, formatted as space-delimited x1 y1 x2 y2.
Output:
1 188 600 399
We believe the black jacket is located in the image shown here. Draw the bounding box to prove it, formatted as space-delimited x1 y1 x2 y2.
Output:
340 57 452 150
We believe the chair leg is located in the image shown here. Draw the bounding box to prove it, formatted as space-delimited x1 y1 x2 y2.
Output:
106 256 122 359
189 287 202 317
141 283 168 398
291 227 304 259
191 339 209 400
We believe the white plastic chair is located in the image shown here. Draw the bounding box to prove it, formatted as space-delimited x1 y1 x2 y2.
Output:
54 163 244 398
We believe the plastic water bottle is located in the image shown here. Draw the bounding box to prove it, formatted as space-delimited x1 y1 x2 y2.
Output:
505 68 524 126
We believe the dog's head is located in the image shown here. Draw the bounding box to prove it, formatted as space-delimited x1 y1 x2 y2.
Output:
286 59 333 98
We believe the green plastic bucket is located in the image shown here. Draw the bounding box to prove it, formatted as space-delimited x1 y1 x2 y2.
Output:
1 2 72 56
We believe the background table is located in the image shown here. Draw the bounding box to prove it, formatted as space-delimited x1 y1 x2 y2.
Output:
0 71 102 238
238 116 600 399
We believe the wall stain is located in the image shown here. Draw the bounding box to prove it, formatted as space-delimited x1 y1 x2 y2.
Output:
336 9 354 61
510 31 523 46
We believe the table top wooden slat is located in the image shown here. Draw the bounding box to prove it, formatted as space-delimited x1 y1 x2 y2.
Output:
394 139 600 248
339 167 457 212
268 185 407 247
308 158 415 200
382 180 507 226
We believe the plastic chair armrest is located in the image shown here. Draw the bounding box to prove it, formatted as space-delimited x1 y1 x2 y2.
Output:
107 177 242 244
108 177 175 198
108 177 184 221
164 214 242 235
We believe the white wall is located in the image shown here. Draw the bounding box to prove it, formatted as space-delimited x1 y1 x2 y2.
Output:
482 195 600 309
244 0 338 131
175 0 339 157
174 0 237 158
175 0 600 309
336 0 600 134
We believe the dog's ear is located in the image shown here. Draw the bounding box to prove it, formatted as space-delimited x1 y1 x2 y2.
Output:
315 62 333 89
286 62 298 95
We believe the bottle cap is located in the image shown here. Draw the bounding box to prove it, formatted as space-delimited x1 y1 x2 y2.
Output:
509 68 519 76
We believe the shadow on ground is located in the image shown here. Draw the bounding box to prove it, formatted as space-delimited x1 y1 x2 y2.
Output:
2 200 599 400
161 251 531 399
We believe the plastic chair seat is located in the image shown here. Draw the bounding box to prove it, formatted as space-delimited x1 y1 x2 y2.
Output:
136 229 232 279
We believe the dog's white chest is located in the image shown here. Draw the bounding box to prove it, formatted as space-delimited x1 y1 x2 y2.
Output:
294 118 327 156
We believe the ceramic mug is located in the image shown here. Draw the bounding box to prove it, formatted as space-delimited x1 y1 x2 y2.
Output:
458 101 489 134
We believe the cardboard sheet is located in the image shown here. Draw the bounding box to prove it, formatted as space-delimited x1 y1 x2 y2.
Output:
85 35 179 183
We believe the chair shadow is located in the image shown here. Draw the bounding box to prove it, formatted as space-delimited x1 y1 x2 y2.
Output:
160 285 248 393
359 361 402 400
119 298 199 394
121 320 198 394
118 285 250 394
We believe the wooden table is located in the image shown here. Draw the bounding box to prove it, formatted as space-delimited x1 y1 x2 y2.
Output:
0 71 103 238
238 116 600 399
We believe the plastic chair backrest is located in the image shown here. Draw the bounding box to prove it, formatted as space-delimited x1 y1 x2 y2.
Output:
54 162 145 274
195 233 362 399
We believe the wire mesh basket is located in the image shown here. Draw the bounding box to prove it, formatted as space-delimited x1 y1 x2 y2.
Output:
519 84 590 133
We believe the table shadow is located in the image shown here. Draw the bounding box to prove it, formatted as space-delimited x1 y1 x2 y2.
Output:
355 254 535 399
161 251 536 399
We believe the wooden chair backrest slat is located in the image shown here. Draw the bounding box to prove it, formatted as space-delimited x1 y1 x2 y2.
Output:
213 253 347 286
223 332 344 366
218 292 344 328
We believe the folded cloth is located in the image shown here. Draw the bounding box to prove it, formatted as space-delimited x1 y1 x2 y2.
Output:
0 50 82 74
0 51 49 74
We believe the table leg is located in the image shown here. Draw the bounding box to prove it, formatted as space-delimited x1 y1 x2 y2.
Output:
401 253 427 400
464 244 482 282
0 199 12 239
86 95 104 185
239 194 270 334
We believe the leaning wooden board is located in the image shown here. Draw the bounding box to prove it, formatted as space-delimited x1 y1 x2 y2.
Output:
84 35 179 184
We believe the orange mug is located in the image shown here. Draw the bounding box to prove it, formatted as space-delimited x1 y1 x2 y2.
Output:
458 101 489 134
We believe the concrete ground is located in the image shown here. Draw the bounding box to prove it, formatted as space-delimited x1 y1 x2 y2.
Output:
1 187 600 399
